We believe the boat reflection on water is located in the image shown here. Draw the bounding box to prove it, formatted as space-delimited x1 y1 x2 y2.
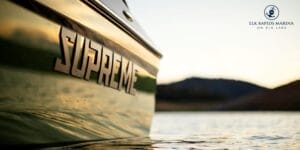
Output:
48 137 154 149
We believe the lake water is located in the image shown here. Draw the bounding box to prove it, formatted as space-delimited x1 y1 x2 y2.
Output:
55 112 300 149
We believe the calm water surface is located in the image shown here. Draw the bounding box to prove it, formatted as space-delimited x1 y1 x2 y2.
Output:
56 112 300 149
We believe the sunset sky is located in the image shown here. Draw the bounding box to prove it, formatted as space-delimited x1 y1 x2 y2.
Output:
128 0 300 88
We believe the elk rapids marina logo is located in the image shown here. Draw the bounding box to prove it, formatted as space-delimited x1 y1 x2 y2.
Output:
264 5 279 20
249 5 294 30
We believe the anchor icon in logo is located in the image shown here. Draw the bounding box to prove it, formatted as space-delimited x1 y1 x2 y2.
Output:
264 5 279 20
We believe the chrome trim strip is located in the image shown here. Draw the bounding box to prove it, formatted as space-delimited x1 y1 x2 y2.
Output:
85 0 162 58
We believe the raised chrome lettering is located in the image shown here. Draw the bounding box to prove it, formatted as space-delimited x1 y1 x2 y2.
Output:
54 27 139 95
54 27 75 74
118 57 132 93
129 64 138 95
85 39 102 80
98 46 113 86
71 34 88 78
110 52 121 89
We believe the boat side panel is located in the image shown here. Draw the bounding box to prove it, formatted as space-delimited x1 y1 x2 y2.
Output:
0 0 156 145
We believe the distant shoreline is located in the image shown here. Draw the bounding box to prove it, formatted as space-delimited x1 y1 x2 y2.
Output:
156 77 300 111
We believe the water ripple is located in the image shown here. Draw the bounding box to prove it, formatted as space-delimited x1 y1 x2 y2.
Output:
43 112 300 149
247 135 290 140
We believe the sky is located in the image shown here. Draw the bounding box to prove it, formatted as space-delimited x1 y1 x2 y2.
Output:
127 0 300 88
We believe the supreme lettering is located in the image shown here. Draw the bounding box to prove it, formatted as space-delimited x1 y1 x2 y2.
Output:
54 27 138 95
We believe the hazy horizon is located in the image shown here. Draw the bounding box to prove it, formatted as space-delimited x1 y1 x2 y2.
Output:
156 75 300 89
128 0 300 88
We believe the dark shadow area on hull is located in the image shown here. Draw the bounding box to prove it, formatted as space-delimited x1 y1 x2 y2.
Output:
0 38 58 73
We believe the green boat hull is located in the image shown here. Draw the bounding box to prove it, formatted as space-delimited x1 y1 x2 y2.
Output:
0 0 161 145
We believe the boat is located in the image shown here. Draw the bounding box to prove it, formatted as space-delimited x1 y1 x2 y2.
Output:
0 0 162 146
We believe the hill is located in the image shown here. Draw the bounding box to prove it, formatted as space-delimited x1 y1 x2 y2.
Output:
156 77 300 111
218 80 300 110
156 77 267 102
